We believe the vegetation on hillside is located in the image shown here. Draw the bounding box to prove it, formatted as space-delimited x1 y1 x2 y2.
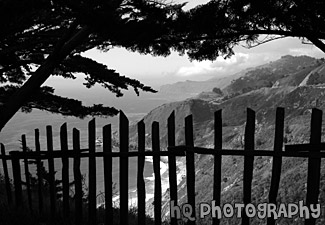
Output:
129 55 325 224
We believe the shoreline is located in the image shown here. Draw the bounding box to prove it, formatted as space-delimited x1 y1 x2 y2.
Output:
100 156 169 209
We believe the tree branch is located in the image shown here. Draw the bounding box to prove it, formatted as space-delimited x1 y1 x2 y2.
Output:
306 36 325 54
0 25 92 131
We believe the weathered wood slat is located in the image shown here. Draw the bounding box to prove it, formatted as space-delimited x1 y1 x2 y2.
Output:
10 150 22 208
103 124 113 225
11 145 325 158
119 111 129 225
1 144 12 205
88 118 97 225
185 115 196 225
6 148 186 159
137 120 146 225
73 128 83 225
213 110 222 225
242 108 255 225
285 143 325 151
167 111 178 225
152 121 162 225
46 125 56 218
22 134 32 212
60 123 70 219
5 106 325 225
305 108 322 225
35 129 44 215
267 107 284 225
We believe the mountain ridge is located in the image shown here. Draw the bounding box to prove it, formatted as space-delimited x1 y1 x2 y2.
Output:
159 55 324 101
129 55 325 224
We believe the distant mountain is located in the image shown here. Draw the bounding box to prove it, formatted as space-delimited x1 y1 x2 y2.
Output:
128 55 325 223
223 55 323 96
159 55 324 101
159 68 251 100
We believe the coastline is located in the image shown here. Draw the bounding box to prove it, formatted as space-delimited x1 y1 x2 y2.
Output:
107 156 170 209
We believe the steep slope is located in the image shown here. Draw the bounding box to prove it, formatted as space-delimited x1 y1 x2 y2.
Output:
223 55 322 96
140 86 325 224
299 62 325 86
129 55 325 224
129 98 219 148
159 68 252 100
158 55 322 101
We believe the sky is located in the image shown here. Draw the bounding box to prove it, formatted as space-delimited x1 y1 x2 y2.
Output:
80 37 324 88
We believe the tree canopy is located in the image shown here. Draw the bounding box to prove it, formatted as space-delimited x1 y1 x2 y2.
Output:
0 0 187 130
175 0 325 60
1 0 325 131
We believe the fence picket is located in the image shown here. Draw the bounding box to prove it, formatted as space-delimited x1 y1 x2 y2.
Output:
242 108 255 225
267 107 284 225
88 118 97 225
305 108 322 225
73 128 83 225
103 124 113 225
10 150 22 208
213 110 222 225
2 107 325 225
137 120 146 225
35 129 44 215
60 123 69 219
185 115 196 225
119 111 129 225
22 134 32 213
168 111 178 225
1 144 12 205
152 121 162 225
46 125 56 218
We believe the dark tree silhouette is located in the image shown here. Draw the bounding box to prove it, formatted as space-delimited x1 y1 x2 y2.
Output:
0 0 186 131
170 0 325 61
1 0 325 131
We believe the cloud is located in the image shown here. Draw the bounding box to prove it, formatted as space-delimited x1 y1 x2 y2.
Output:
175 53 250 78
176 61 216 77
289 47 324 58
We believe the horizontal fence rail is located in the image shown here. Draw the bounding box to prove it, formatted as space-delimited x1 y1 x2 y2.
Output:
0 107 324 225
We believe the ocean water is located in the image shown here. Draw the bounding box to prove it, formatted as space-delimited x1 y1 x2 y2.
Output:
0 87 170 208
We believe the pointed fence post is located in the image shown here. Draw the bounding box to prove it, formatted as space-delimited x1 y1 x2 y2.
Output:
185 115 196 225
119 111 129 225
60 123 69 219
46 125 56 219
1 144 12 205
152 121 162 225
10 150 22 208
35 129 44 216
213 110 222 225
168 112 178 225
267 107 284 225
22 134 32 213
88 118 97 225
137 120 146 225
103 124 113 225
242 108 255 225
73 128 83 225
305 108 322 225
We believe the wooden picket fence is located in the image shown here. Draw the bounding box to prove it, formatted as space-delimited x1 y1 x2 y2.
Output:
0 107 325 225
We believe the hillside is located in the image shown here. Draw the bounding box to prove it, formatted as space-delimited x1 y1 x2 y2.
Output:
158 55 324 101
222 55 323 96
128 55 325 224
158 68 251 101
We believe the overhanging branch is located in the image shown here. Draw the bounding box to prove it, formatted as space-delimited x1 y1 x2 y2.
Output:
307 36 325 54
0 25 92 131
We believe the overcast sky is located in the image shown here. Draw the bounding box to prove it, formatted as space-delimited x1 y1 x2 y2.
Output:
81 36 324 88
